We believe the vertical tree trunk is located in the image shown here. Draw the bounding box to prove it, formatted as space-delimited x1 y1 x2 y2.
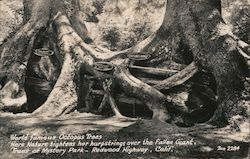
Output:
154 0 249 124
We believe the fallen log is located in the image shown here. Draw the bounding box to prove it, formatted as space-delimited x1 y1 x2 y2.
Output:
115 94 144 105
129 65 178 77
135 77 162 85
154 62 199 91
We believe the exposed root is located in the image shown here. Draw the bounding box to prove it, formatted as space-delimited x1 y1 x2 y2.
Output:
237 40 250 54
0 81 19 98
31 12 95 117
237 47 250 61
0 6 193 122
0 95 27 111
0 81 26 111
84 79 94 112
32 53 77 117
102 80 125 118
132 33 157 52
114 61 171 122
97 94 109 113
33 12 190 118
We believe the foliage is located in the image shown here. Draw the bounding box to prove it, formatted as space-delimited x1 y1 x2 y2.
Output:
101 27 121 50
222 0 250 43
0 0 23 44
231 6 250 43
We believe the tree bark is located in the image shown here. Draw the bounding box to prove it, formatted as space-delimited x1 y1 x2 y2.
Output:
0 0 61 107
0 0 249 126
155 0 249 124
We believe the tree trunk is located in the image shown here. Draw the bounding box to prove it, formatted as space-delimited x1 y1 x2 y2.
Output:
0 0 61 108
0 0 249 125
153 0 249 124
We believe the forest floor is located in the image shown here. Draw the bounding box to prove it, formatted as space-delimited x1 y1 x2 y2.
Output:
0 111 249 159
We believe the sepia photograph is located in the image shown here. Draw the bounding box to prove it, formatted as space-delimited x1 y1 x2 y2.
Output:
0 0 249 158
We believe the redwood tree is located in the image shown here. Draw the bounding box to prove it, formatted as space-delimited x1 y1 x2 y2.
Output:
0 0 249 126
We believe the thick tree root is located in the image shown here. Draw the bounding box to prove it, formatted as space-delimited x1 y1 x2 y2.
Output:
32 53 78 117
31 12 97 116
114 62 171 122
0 95 27 112
6 10 192 120
37 12 187 120
102 80 125 118
0 81 26 110
0 8 197 122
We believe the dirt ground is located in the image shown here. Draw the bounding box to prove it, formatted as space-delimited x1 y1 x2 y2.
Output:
0 111 249 159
